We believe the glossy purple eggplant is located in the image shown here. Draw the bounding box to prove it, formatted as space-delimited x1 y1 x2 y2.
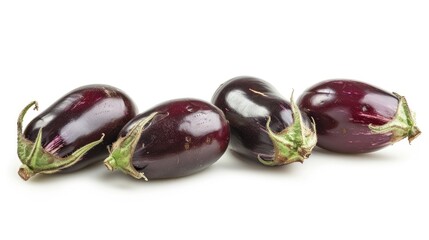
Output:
17 85 137 180
104 98 230 180
212 76 317 166
297 79 421 153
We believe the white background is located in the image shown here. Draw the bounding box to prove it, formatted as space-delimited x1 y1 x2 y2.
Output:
1 1 428 239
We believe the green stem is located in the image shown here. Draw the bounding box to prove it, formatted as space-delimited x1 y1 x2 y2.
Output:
369 93 421 144
258 93 317 166
104 112 158 180
17 101 38 136
16 101 105 181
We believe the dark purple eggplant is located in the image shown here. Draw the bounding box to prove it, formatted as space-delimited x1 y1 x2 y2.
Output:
297 79 421 153
211 76 317 166
17 85 137 180
104 98 230 180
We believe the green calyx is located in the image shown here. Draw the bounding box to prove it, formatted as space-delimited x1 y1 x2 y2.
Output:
369 93 421 144
17 101 105 181
104 112 158 181
258 94 317 166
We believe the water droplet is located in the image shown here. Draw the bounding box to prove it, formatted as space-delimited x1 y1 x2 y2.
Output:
186 105 195 112
185 136 192 142
184 143 190 150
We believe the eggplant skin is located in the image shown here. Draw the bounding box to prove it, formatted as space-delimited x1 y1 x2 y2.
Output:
297 79 419 153
23 84 137 172
211 76 314 164
119 98 230 179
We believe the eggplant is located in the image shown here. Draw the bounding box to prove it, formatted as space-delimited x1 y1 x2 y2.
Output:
17 84 137 180
211 76 317 166
297 79 421 153
104 98 230 180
